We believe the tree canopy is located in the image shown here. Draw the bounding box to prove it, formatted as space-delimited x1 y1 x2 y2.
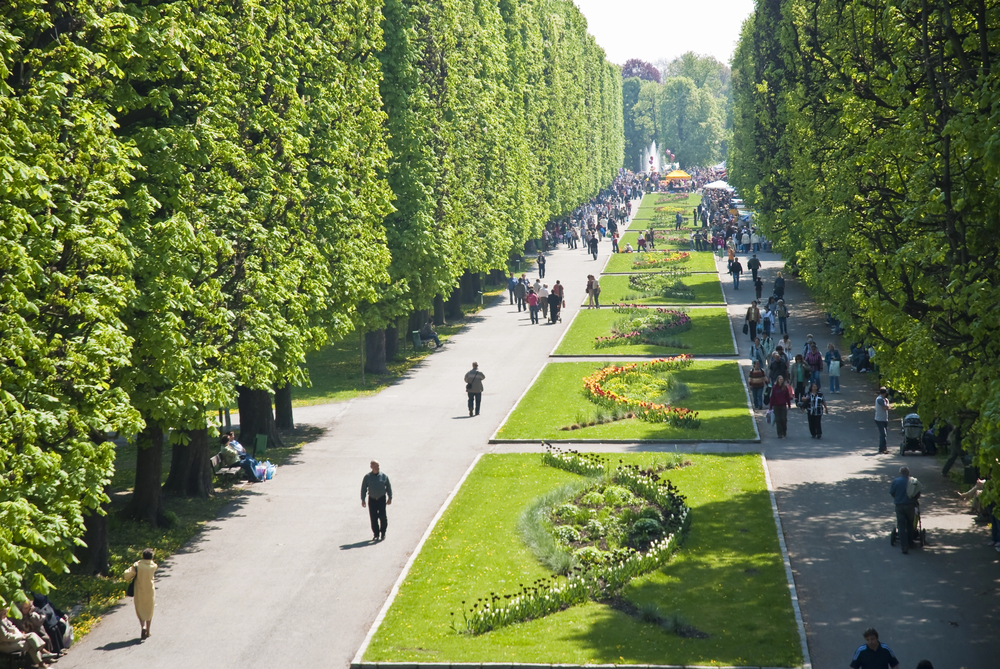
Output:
0 0 623 608
730 0 1000 501
622 52 729 170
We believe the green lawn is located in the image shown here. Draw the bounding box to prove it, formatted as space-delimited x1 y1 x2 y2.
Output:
494 360 753 441
292 290 505 406
554 307 734 356
604 250 719 274
591 273 724 306
632 193 702 228
364 453 799 666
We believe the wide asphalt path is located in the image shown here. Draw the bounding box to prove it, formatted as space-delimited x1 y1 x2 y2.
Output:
59 211 619 669
62 212 1000 669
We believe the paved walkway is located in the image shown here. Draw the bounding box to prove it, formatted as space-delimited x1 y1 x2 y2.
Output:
60 211 999 669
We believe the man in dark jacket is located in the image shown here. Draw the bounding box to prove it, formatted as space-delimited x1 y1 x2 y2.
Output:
361 461 392 541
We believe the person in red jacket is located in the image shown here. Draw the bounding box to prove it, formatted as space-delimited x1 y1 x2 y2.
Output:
769 375 795 438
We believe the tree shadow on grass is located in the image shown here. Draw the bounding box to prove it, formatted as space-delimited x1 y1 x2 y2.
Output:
559 489 802 667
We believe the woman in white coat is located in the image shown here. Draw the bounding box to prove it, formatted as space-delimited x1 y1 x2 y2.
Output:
123 548 158 640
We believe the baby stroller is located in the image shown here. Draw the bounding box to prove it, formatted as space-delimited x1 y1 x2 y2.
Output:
890 499 927 548
900 413 925 455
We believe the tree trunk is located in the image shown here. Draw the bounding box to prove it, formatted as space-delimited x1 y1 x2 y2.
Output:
163 427 214 498
460 270 475 302
237 385 286 450
525 239 537 254
274 382 294 429
433 294 446 326
123 423 167 526
163 436 189 494
384 322 399 361
74 492 110 575
184 427 213 497
447 286 463 320
364 329 389 375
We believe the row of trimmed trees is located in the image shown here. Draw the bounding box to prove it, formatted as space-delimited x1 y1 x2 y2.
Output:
621 54 730 171
730 0 1000 498
0 0 623 605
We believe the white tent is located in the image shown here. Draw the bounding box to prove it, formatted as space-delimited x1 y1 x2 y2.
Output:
703 180 734 191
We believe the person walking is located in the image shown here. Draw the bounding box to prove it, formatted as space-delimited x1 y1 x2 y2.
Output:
769 375 794 438
507 273 516 305
588 232 599 260
890 466 922 554
775 299 789 334
526 289 539 324
748 361 768 410
122 548 158 640
804 341 824 387
875 386 891 454
586 275 599 308
536 252 546 278
591 275 601 308
800 382 828 438
745 301 760 340
826 343 842 393
361 460 392 541
538 284 549 321
747 253 761 283
849 628 900 669
465 362 485 416
773 271 785 299
513 276 527 312
731 257 743 290
789 353 807 403
549 281 564 323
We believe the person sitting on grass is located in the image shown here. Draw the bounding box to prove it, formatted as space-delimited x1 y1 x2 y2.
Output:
419 318 441 348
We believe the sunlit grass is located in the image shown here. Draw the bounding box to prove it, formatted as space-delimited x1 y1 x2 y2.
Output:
365 453 800 667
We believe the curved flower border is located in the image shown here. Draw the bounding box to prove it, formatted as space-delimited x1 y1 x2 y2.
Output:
582 355 701 428
457 448 690 635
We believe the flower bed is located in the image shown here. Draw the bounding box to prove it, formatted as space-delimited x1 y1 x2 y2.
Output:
632 251 690 269
594 305 693 349
582 356 701 428
457 450 690 634
626 273 695 301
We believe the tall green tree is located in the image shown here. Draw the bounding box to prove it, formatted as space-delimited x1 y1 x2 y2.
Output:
731 0 1000 502
0 0 143 605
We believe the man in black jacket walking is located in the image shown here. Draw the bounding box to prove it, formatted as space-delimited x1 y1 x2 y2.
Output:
361 461 392 541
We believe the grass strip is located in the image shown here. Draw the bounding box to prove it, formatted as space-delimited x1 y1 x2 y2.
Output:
553 307 734 356
494 360 753 441
603 251 718 274
364 453 800 666
591 273 724 306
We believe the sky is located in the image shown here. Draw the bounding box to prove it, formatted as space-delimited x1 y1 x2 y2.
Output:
571 0 756 67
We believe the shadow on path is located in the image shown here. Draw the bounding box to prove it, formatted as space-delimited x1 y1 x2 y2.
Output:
97 639 143 651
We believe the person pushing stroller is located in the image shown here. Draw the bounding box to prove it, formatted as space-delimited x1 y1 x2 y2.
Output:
889 466 924 554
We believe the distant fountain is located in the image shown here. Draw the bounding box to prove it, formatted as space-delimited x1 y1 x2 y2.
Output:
640 141 660 173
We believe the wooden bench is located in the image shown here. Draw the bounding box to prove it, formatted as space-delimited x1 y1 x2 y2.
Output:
210 454 244 482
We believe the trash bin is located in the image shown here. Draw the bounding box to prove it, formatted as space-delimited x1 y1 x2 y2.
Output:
411 331 422 350
477 290 483 305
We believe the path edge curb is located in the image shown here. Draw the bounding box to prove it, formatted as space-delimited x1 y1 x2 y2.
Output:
351 453 485 665
760 454 812 669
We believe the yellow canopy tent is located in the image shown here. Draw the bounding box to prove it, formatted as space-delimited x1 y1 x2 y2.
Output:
663 169 691 180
